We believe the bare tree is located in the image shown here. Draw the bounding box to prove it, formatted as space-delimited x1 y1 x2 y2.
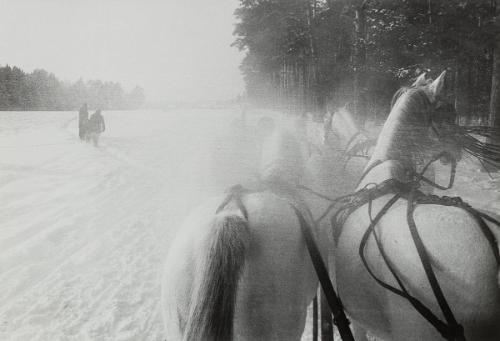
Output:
353 0 368 125
489 0 500 128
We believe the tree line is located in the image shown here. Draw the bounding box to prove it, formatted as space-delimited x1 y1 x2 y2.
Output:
0 64 145 111
233 0 500 126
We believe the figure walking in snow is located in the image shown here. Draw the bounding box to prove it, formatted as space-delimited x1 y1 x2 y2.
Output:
87 109 105 147
78 103 89 140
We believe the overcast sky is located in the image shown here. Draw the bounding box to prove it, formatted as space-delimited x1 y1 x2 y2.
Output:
0 0 244 102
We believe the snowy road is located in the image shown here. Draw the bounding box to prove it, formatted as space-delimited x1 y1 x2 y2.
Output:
0 109 499 341
0 108 268 340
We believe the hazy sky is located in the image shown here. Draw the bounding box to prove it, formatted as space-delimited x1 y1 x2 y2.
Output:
0 0 244 102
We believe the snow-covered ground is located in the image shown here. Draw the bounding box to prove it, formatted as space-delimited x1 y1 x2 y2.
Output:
0 109 499 341
442 157 500 213
0 108 277 340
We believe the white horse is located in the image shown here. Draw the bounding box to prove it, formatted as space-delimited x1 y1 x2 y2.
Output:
292 103 376 340
320 75 439 200
334 71 500 341
161 127 330 340
327 106 374 182
303 104 374 215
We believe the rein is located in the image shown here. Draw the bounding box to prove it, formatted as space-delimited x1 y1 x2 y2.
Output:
326 123 373 164
333 153 500 341
344 131 363 154
217 181 355 341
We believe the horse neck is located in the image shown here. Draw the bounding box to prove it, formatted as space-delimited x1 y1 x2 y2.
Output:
359 101 430 189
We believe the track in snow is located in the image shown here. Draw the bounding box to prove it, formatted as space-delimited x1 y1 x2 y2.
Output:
0 108 267 340
0 109 498 341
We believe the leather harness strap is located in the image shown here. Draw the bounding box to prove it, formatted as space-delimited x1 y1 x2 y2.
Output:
344 131 363 154
335 154 500 341
407 188 465 341
216 182 355 341
356 159 383 188
292 205 355 341
357 190 466 341
216 155 500 341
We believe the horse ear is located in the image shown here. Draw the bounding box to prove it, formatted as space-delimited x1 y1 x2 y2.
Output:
412 73 427 87
428 71 446 101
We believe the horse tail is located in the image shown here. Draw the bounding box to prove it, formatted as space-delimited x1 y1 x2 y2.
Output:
183 210 250 341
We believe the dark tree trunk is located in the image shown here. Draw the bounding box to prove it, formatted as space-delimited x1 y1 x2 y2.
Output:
471 56 479 119
490 36 500 128
306 0 318 113
353 0 367 127
455 58 472 125
489 0 500 128
485 0 500 172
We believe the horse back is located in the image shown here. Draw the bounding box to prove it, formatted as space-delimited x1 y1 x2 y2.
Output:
337 196 500 340
163 191 322 340
232 191 319 340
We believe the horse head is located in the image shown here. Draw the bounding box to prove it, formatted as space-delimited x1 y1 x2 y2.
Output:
380 71 462 169
417 71 462 165
335 71 500 341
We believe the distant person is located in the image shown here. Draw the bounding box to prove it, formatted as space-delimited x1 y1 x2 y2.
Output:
78 103 89 140
87 109 105 146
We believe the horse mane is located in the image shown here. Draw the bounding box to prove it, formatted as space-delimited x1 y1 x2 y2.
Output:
391 87 432 127
461 126 500 170
373 87 438 166
390 87 408 109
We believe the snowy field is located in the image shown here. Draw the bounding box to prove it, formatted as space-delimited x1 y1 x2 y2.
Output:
0 108 274 341
0 109 499 341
